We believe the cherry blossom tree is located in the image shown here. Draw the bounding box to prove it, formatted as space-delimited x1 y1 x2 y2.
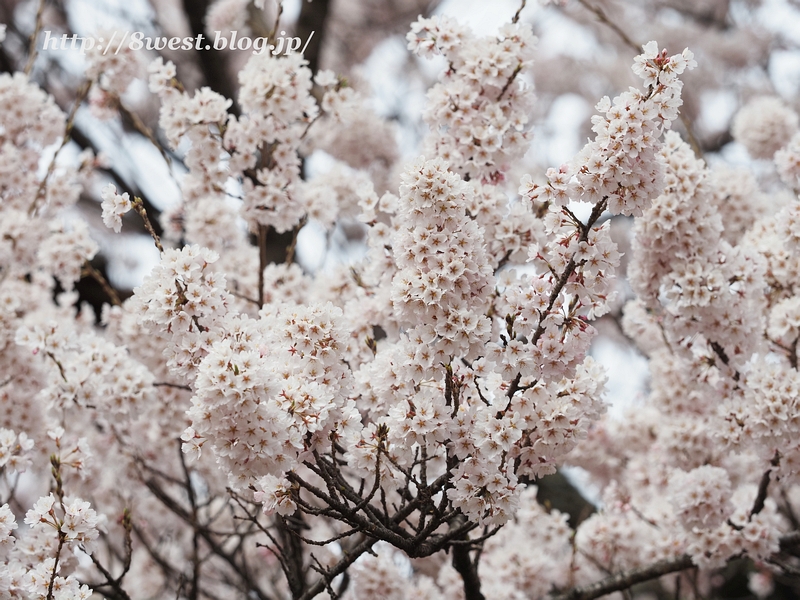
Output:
1 0 800 599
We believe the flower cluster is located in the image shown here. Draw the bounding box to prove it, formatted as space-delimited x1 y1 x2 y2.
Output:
726 359 800 450
669 465 733 530
731 96 799 160
85 31 143 119
391 156 494 362
508 357 607 479
0 71 79 226
185 302 359 491
310 103 398 193
476 487 573 598
0 428 34 473
0 454 104 600
99 183 133 233
15 493 101 597
409 16 537 182
6 2 795 597
253 473 297 516
37 221 99 293
628 131 767 372
25 494 102 550
574 491 677 579
205 0 253 36
776 131 800 189
147 58 235 253
710 165 768 244
348 544 444 600
128 244 230 379
682 488 783 569
0 72 65 168
300 162 373 228
225 52 318 231
521 42 696 216
15 320 155 418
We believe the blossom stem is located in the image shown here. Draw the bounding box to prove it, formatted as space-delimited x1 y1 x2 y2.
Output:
132 197 164 253
29 80 93 217
512 0 527 24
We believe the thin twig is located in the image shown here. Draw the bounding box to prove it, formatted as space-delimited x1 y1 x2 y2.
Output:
114 98 173 168
29 80 93 216
153 382 192 391
87 551 133 600
24 0 46 74
143 476 273 600
574 0 703 157
132 197 164 253
298 535 376 600
82 261 122 307
512 0 527 24
268 0 285 47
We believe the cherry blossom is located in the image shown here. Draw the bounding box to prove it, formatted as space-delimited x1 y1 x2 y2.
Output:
1 3 799 599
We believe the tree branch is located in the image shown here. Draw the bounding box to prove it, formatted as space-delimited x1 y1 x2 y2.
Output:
299 535 377 600
451 515 485 600
552 554 694 600
556 529 800 600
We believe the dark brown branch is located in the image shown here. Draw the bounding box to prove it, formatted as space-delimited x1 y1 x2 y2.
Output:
575 0 638 52
780 531 800 551
533 470 597 529
532 198 607 347
497 63 523 101
277 513 308 599
295 0 331 75
288 459 474 558
557 529 800 600
258 224 268 308
153 382 192 391
750 450 782 520
81 261 122 307
298 535 376 600
286 217 308 264
781 486 800 530
69 124 166 238
132 197 164 253
87 508 134 599
501 198 607 413
178 444 200 600
87 552 132 600
181 0 240 116
130 521 183 584
553 554 694 600
512 0 527 24
30 80 92 217
451 516 485 600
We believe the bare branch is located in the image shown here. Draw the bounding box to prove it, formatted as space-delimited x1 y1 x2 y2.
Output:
552 555 694 600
